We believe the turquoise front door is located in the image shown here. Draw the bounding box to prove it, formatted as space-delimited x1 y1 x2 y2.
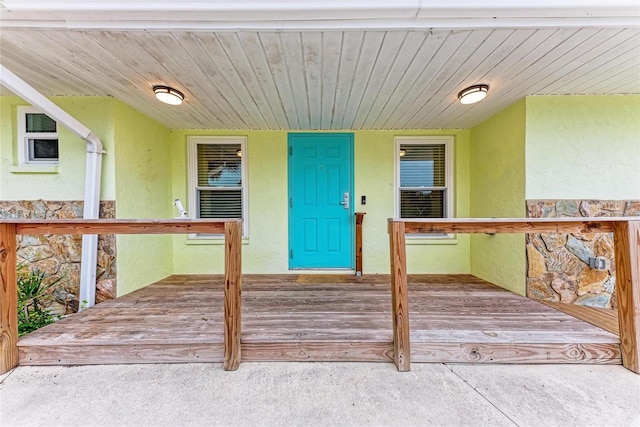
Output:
288 133 354 269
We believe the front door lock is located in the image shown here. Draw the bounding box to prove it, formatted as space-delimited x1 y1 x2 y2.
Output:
341 192 350 209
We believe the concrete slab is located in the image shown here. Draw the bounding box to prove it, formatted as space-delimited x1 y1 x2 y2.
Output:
1 363 638 426
0 369 15 384
447 364 640 427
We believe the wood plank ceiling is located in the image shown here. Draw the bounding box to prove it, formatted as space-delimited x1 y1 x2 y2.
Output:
1 28 639 129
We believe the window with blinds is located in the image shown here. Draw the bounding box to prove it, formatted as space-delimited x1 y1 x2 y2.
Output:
189 137 247 237
17 106 59 164
396 138 452 222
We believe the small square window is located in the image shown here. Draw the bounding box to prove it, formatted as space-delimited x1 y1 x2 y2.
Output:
17 106 59 165
29 139 59 161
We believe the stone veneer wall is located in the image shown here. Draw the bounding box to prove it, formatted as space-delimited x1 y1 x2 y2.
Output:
0 200 116 316
526 200 640 309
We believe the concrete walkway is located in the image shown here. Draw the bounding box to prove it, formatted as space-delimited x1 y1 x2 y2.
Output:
1 363 639 426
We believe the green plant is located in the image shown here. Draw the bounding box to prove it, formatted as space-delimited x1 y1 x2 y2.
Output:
17 264 60 336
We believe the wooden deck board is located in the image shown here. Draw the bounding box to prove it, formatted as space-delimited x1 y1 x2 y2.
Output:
540 301 619 335
17 274 621 366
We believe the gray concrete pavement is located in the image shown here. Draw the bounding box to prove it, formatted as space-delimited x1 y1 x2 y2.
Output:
1 363 639 426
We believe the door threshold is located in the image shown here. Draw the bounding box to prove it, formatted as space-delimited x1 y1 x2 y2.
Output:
289 269 356 274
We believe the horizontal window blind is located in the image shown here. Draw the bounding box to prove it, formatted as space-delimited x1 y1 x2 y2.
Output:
400 189 445 218
195 142 244 222
26 113 56 133
197 144 242 187
399 144 445 188
198 190 243 218
399 143 447 219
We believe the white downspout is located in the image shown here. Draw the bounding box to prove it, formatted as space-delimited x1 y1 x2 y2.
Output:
79 135 103 308
0 64 105 309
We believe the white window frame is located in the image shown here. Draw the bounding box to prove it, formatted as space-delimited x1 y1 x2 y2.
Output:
17 106 59 165
394 136 454 236
187 136 249 238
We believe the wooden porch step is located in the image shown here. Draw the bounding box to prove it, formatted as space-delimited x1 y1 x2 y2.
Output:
18 341 620 366
18 343 224 366
411 343 621 364
242 342 394 362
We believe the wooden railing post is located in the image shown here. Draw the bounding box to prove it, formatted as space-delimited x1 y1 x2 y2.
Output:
223 221 242 371
355 212 365 276
613 220 640 373
0 224 18 374
388 220 410 371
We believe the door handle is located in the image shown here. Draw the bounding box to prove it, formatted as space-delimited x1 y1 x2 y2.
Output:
341 192 350 209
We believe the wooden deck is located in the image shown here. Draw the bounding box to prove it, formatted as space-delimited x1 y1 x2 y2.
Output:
540 301 619 336
18 274 621 366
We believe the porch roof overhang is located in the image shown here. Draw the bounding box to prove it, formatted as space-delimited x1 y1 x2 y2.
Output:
0 0 639 130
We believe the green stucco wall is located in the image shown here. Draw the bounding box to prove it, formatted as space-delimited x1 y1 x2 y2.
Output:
170 129 471 275
470 100 527 295
0 96 175 296
356 130 471 275
0 96 116 200
525 95 640 200
170 129 290 275
8 94 636 296
113 101 173 296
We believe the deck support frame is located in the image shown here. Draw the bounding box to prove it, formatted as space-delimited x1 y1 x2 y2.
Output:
355 212 365 275
613 220 640 373
388 221 411 371
0 219 242 374
388 216 639 374
0 224 18 374
224 221 242 370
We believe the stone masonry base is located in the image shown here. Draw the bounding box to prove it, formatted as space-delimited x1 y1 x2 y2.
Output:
0 200 116 316
526 199 639 309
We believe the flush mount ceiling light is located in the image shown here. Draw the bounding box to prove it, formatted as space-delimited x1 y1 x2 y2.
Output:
458 84 489 105
153 85 184 105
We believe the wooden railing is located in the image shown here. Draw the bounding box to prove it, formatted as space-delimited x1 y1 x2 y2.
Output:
0 219 243 374
2 217 637 374
388 217 640 373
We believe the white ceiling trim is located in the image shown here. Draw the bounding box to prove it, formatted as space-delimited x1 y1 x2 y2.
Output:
1 0 639 30
3 18 640 31
1 0 638 14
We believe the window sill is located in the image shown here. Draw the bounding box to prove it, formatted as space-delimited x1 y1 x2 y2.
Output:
406 235 457 245
185 237 250 245
9 165 59 174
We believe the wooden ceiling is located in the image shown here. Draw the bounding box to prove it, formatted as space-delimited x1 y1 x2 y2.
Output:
1 27 639 129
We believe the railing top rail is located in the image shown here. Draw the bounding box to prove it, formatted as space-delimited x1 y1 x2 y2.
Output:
388 217 640 234
0 218 242 235
388 217 637 223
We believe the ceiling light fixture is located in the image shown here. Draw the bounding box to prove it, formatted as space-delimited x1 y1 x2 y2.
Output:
153 85 184 105
458 84 489 105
